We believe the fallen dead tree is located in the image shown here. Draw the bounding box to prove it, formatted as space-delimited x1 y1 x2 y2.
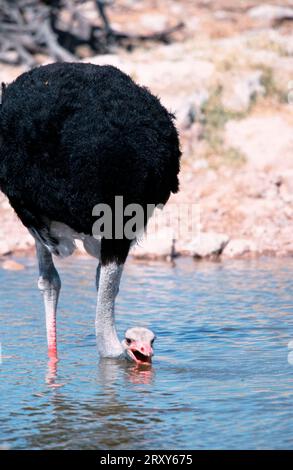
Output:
0 0 184 67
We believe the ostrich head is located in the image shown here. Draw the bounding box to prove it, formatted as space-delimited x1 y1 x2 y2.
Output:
122 327 156 365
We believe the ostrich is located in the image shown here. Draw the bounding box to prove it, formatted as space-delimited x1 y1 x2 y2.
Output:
0 62 181 364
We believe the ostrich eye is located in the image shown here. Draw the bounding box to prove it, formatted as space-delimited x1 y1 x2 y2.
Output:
126 338 132 345
151 338 155 345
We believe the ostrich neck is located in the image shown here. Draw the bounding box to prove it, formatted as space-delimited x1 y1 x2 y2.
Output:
95 262 124 358
95 311 123 358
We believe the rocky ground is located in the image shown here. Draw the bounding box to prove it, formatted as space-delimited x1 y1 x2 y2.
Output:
0 0 293 267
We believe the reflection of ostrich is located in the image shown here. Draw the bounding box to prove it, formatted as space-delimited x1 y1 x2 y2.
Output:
0 62 181 363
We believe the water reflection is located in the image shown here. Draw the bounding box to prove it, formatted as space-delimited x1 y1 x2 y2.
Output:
98 358 155 386
45 358 64 388
124 364 155 385
24 368 157 449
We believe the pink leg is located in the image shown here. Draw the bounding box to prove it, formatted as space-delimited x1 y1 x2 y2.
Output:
36 241 61 361
44 287 58 360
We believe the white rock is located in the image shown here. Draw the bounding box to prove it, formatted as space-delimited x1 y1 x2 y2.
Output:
223 239 257 258
222 71 265 113
131 228 176 260
0 241 12 256
248 5 293 22
225 116 293 170
214 10 230 20
1 259 25 271
84 55 125 69
184 232 229 258
176 90 209 129
192 159 209 171
140 14 167 32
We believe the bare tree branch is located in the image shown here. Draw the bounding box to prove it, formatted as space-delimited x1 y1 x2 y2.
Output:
0 0 184 67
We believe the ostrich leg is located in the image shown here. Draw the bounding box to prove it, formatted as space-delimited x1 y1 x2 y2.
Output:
95 261 124 358
36 240 61 360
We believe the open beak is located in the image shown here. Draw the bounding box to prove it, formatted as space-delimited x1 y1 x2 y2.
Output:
128 341 153 365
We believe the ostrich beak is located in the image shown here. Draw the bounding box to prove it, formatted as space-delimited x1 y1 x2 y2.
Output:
129 341 153 365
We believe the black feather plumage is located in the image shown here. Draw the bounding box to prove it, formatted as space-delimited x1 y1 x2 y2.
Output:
0 62 181 263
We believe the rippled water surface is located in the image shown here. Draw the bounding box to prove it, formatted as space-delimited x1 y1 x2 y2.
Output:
1 257 293 449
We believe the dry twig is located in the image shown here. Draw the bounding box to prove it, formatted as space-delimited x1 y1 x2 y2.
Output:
0 0 184 66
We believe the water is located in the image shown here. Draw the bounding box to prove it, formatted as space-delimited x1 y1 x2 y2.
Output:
0 257 293 450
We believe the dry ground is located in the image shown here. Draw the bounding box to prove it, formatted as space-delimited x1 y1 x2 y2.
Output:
0 0 293 264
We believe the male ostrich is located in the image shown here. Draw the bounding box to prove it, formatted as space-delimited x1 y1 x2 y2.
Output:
0 63 181 364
